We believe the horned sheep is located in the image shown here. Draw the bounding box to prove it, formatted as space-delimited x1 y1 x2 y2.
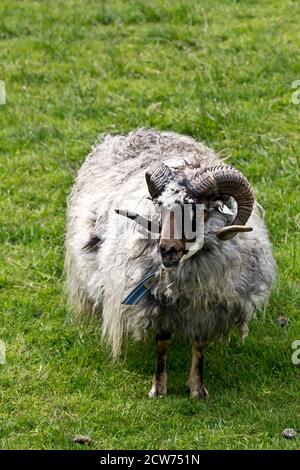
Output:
65 128 276 398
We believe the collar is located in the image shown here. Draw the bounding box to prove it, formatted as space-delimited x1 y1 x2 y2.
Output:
122 271 157 305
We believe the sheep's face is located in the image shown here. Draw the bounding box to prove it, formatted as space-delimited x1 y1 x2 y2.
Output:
115 161 254 270
154 177 237 268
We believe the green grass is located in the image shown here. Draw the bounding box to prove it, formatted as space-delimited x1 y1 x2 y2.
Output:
0 0 299 450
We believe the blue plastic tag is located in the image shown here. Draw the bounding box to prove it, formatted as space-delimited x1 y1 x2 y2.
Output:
122 271 156 305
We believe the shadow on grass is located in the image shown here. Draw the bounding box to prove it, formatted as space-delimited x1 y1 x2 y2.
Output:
68 308 295 401
117 316 295 399
121 333 243 398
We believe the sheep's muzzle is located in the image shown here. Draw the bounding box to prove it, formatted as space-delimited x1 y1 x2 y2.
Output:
159 211 186 268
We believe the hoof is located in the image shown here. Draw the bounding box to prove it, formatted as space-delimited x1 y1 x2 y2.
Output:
148 385 167 398
189 385 208 400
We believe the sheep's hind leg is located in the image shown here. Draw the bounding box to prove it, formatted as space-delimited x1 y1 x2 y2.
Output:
188 342 208 399
149 332 171 398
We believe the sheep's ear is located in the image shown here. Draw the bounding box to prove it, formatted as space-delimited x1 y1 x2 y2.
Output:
216 225 253 241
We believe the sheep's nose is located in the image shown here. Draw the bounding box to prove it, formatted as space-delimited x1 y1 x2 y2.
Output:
159 240 184 267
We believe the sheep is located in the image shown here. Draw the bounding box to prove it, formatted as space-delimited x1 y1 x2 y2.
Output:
65 128 276 398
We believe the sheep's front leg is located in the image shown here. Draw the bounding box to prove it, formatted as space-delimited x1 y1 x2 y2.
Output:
149 332 171 398
188 342 208 399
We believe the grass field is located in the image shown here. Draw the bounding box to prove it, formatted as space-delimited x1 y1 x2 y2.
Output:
0 0 299 450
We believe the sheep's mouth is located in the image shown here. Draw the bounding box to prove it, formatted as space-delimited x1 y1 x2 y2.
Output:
162 260 180 269
161 251 184 269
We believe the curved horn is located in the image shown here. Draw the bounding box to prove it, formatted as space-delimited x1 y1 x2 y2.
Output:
191 164 254 226
115 209 161 234
216 225 253 241
145 163 173 199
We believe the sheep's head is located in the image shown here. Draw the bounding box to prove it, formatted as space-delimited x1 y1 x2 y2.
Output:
116 161 254 269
